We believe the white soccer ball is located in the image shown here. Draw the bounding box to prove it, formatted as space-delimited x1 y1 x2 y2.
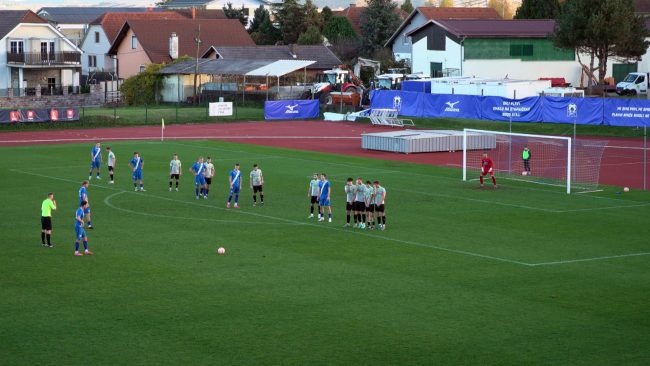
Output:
624 187 630 192
217 247 226 255
522 171 527 176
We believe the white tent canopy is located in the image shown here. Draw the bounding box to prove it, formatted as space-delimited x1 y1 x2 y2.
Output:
245 60 316 77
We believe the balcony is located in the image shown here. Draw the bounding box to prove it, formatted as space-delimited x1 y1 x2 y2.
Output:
7 52 81 66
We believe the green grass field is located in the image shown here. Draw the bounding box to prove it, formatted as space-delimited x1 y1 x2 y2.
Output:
1 140 649 365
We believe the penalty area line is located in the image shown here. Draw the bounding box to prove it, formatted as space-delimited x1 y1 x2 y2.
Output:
529 252 650 266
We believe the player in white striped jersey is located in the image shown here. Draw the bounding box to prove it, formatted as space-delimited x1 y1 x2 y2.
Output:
169 154 182 191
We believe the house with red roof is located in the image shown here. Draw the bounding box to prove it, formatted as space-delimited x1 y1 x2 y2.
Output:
107 18 254 79
332 4 408 36
385 7 501 63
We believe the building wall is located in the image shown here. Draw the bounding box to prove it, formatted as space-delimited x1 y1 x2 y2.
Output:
391 12 429 62
81 25 114 74
464 59 582 86
464 38 574 61
6 24 80 53
114 28 152 79
410 36 462 77
0 51 8 89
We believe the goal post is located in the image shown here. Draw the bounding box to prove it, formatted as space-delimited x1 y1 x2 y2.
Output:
462 129 606 194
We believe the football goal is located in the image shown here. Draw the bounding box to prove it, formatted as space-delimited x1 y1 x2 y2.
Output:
462 129 608 194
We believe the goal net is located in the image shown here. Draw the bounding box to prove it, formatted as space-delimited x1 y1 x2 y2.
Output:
462 129 608 194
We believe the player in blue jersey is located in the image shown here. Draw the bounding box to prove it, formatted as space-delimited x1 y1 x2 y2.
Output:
227 163 241 209
88 142 102 180
318 173 332 222
129 152 145 191
74 201 93 256
190 156 207 200
78 180 93 229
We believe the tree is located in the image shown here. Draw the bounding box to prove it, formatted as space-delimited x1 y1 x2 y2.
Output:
488 0 515 19
297 25 324 45
251 16 281 45
554 0 649 91
323 16 358 43
303 0 323 31
514 0 560 19
321 6 334 26
438 0 454 7
222 2 248 26
273 0 305 44
248 5 268 34
401 0 414 14
360 0 401 57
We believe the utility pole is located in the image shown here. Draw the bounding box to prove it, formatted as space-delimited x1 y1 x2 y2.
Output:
193 23 201 104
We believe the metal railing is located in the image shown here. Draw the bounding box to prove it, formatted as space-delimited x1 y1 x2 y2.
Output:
6 52 81 65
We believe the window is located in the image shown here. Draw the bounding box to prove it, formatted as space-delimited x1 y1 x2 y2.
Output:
509 44 534 57
10 40 24 54
88 55 97 67
637 75 645 84
131 35 137 49
95 31 100 43
139 65 145 73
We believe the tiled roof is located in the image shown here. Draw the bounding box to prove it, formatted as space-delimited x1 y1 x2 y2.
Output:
37 7 155 24
108 19 255 63
171 9 227 19
0 10 47 40
416 7 501 20
91 12 186 44
408 19 556 38
332 6 408 35
209 45 342 69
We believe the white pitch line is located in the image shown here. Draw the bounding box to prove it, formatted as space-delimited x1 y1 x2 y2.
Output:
103 191 293 226
529 252 650 266
0 135 361 144
9 168 534 267
560 202 650 212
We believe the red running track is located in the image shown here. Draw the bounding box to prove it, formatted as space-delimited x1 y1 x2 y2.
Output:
0 121 647 189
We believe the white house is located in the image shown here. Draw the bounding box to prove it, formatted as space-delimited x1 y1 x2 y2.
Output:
0 10 82 94
405 19 585 86
384 6 500 64
159 0 279 26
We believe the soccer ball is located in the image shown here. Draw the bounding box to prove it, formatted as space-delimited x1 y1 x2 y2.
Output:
521 171 527 176
217 247 226 255
624 187 630 192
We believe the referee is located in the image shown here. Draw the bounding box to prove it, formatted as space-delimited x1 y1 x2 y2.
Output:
41 193 57 248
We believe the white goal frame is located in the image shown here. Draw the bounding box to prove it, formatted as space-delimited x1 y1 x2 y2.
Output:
462 128 572 194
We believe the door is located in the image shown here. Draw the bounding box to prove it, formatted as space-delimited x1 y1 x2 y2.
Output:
613 63 637 84
430 62 443 78
47 77 56 94
41 42 48 61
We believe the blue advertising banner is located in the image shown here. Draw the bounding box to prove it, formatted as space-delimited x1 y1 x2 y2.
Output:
264 100 319 120
369 90 422 117
481 96 543 122
603 98 650 127
541 97 603 125
420 94 482 120
402 80 431 93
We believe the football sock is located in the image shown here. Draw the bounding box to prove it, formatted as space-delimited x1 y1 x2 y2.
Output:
253 196 257 203
41 232 45 244
83 240 88 250
169 181 172 188
234 194 239 204
228 195 232 203
75 241 79 251
260 194 264 203
480 176 484 184
377 217 381 225
134 183 137 189
382 216 386 224
110 173 114 180
195 187 199 197
310 205 314 214
87 221 92 227
205 188 209 196
328 213 332 219
46 234 51 245
362 214 366 222
175 181 179 188
491 176 497 185
140 184 144 189
346 214 350 223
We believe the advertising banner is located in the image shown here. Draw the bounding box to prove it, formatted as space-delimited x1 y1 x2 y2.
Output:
603 98 650 127
480 96 543 122
209 102 233 117
264 100 320 120
541 96 603 125
420 94 482 120
369 90 422 117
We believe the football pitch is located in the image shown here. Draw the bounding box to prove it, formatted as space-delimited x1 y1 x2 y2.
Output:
1 139 649 365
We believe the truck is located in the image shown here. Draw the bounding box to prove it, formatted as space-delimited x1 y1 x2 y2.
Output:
616 72 649 96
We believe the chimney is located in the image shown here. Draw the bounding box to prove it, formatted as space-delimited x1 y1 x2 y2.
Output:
191 7 196 19
169 32 179 59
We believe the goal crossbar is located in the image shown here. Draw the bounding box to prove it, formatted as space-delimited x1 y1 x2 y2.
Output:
463 128 572 194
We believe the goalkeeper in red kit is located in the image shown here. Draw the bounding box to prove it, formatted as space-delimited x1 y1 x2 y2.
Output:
480 153 497 188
